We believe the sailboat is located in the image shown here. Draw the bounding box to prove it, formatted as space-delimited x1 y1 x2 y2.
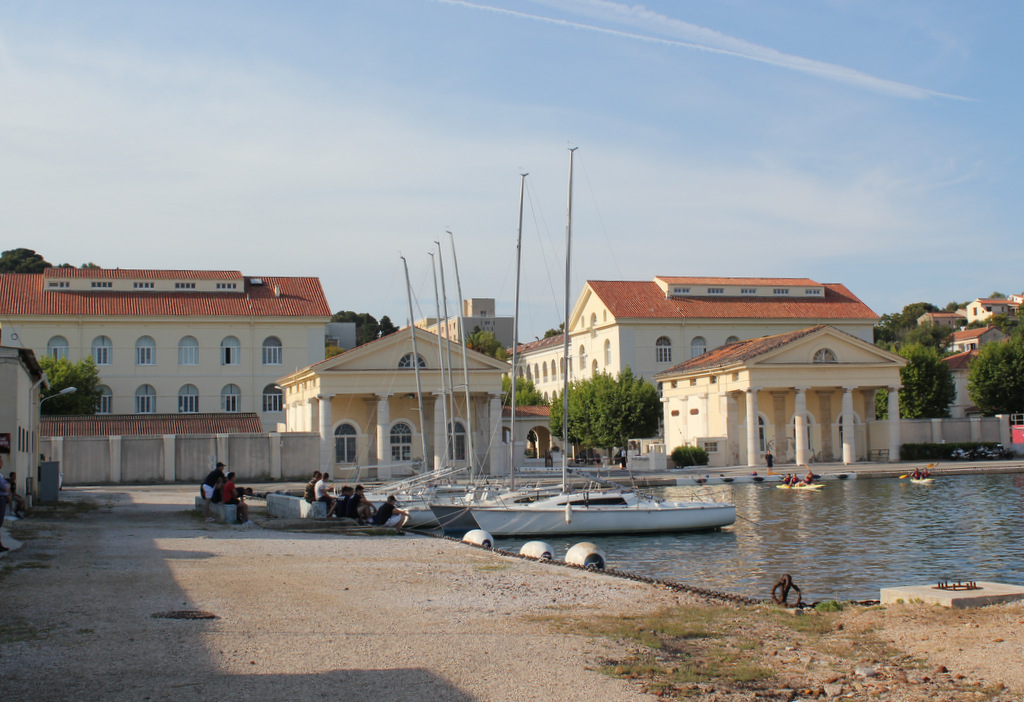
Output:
438 148 736 537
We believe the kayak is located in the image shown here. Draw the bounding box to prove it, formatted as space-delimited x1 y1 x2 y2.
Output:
910 478 935 484
776 483 824 490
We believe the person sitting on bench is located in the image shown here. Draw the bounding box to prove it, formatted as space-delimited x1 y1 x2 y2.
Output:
371 495 409 533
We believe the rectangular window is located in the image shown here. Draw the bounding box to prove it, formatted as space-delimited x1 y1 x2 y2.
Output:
223 394 238 412
741 288 757 295
98 394 112 414
178 395 199 413
262 346 282 365
94 346 109 365
136 395 153 414
90 281 112 288
706 287 724 294
179 346 198 365
773 288 790 295
133 282 154 289
48 281 70 288
215 283 237 290
136 346 154 365
262 392 283 413
174 282 196 289
703 441 719 453
805 288 821 295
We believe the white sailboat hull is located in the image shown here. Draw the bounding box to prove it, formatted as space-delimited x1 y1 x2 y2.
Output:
466 500 736 537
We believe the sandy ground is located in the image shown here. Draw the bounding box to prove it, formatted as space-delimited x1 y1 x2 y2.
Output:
0 487 689 701
2 485 1023 701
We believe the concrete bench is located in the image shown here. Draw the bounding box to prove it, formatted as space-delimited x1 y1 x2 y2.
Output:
266 493 327 519
193 496 237 524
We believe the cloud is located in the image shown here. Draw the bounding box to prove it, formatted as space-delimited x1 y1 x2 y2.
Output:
437 0 970 100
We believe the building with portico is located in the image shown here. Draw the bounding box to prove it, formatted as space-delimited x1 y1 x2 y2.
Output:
655 325 906 467
277 326 509 480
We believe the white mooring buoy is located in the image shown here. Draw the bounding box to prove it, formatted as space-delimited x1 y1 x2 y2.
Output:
519 541 554 560
462 529 493 548
565 542 606 570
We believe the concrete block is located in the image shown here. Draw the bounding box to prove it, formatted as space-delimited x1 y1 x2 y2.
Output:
193 496 238 524
880 581 1024 608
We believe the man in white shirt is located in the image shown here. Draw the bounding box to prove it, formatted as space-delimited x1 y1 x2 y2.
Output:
314 472 335 516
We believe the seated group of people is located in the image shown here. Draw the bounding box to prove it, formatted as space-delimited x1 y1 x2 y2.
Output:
910 467 932 479
200 462 253 525
305 471 409 532
781 470 817 486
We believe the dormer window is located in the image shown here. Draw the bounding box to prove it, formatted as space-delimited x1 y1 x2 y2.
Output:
175 282 196 289
91 281 112 288
741 288 757 295
773 288 790 295
133 282 154 289
706 287 723 294
805 288 821 295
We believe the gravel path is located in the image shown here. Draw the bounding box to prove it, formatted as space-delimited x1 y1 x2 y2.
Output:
1 487 686 701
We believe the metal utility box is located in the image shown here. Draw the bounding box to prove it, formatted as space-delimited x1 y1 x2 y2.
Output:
38 461 60 502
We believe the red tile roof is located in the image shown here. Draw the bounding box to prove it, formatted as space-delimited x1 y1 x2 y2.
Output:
942 349 977 371
952 327 998 342
43 269 243 280
503 405 550 418
0 272 331 317
512 334 565 355
587 280 877 321
41 412 265 437
657 275 822 287
655 326 829 376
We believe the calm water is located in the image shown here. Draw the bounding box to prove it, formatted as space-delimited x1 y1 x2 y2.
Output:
493 474 1024 602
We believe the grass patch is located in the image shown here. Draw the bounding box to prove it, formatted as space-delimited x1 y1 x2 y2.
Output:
0 622 50 645
16 561 51 570
474 563 511 572
31 500 100 518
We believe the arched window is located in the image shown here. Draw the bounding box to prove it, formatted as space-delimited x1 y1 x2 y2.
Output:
220 336 241 365
178 336 199 365
91 336 112 365
448 421 466 461
398 352 426 368
262 384 283 412
136 336 155 365
390 422 413 461
579 345 587 371
813 348 837 363
135 384 156 414
262 336 282 365
690 336 707 359
656 336 672 363
542 362 549 383
559 357 566 378
604 339 612 366
758 416 767 453
590 312 597 336
592 359 598 374
533 364 539 381
221 384 241 412
97 385 112 414
178 384 199 413
335 423 357 463
47 335 69 360
726 335 740 345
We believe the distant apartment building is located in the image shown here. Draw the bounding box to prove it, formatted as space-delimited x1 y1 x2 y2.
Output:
417 297 514 347
0 268 332 431
916 311 964 329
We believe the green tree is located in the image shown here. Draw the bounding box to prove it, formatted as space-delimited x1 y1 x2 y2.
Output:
542 324 564 339
984 313 1018 336
466 328 503 358
378 315 398 338
875 344 955 419
331 310 381 346
873 302 939 348
900 323 952 352
549 367 660 453
38 356 103 414
0 248 53 273
501 375 545 407
968 336 1024 415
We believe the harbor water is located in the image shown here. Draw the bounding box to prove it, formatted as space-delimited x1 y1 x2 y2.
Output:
493 473 1024 602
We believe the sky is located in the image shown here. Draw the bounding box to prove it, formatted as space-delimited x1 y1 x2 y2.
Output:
2 1 1022 340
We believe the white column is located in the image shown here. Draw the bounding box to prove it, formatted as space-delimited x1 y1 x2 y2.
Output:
375 394 391 464
887 387 901 463
433 392 446 471
487 393 502 476
794 387 808 466
318 395 334 472
745 387 760 468
841 387 856 465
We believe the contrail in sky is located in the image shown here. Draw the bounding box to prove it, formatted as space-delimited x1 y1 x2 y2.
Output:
436 0 969 101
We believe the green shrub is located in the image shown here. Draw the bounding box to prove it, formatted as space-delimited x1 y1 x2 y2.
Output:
899 442 1000 461
671 445 710 467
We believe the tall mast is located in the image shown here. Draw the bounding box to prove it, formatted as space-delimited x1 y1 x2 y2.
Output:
509 172 527 489
561 147 577 492
436 240 458 463
400 255 429 472
429 251 451 468
447 231 476 482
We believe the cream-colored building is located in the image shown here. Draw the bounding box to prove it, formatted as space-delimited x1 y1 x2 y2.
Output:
0 345 46 482
0 268 332 431
655 326 906 467
516 276 879 401
278 326 509 479
965 297 1020 325
417 297 514 347
949 326 1007 353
